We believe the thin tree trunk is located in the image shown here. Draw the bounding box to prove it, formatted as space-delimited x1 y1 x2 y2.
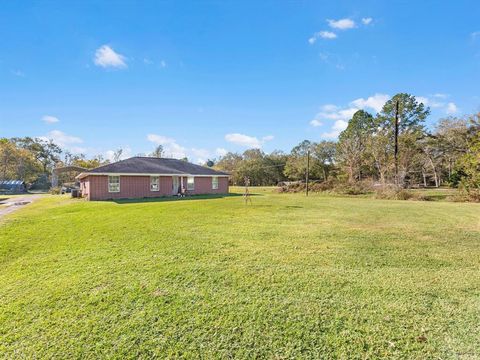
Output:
428 157 439 188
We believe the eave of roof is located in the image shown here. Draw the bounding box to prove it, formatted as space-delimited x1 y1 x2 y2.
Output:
75 157 230 180
76 172 229 179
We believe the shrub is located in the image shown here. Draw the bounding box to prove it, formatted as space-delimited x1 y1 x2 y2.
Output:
453 185 480 202
334 180 374 195
374 185 431 201
277 179 374 195
49 187 61 195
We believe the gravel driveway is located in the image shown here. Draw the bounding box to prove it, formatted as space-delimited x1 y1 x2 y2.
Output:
0 195 41 220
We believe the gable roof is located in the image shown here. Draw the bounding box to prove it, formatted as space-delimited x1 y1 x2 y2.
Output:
77 157 229 179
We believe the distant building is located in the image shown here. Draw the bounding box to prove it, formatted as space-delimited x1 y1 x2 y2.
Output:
0 180 27 194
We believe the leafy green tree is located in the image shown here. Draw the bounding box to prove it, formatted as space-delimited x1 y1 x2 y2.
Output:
0 138 41 182
337 110 374 182
71 155 109 169
376 93 430 185
313 141 336 181
456 133 480 199
12 137 62 174
215 152 243 184
284 140 314 181
236 149 270 186
264 150 288 185
453 113 480 198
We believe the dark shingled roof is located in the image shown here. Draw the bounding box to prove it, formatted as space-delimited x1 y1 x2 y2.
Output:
87 157 229 176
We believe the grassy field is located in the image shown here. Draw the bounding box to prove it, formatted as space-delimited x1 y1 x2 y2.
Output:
0 189 479 358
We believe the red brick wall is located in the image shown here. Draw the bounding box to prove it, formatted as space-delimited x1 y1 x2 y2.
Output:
81 175 228 200
184 176 229 195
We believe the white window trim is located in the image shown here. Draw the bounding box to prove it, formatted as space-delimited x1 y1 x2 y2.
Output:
150 176 159 192
187 176 195 191
212 176 219 190
108 175 120 193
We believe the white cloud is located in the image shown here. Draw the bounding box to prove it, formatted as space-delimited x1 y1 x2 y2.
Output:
361 17 373 25
321 120 349 139
216 148 228 157
191 148 210 159
330 107 358 120
311 93 390 139
143 58 153 65
350 93 390 113
446 102 458 114
225 133 273 148
225 133 261 148
417 96 445 108
309 31 337 44
147 134 187 158
312 93 389 128
94 45 127 69
321 104 338 112
160 60 167 68
327 18 356 30
105 150 115 161
40 130 85 153
471 31 480 40
319 31 337 39
42 115 59 124
417 94 458 114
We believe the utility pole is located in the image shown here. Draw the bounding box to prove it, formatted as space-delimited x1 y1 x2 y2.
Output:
394 100 399 186
306 150 310 197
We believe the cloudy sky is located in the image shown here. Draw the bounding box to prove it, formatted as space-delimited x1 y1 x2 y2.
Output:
1 1 480 163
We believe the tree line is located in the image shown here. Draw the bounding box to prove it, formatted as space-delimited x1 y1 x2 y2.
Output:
214 93 479 199
0 137 106 188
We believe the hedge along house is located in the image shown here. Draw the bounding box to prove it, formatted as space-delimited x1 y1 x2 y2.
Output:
76 157 229 201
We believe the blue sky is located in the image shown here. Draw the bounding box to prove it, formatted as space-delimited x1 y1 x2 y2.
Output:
1 1 479 163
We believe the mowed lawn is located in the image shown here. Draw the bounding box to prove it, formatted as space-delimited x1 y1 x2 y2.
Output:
1 189 479 359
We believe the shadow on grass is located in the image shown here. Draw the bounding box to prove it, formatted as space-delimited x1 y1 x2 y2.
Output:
112 193 261 204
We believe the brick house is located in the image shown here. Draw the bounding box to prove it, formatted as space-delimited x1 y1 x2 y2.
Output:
76 157 229 201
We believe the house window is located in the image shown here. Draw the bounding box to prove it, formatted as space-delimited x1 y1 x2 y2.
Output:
108 176 120 193
212 176 219 190
187 176 195 191
150 176 159 191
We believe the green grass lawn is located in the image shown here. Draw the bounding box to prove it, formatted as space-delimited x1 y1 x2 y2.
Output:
1 189 479 358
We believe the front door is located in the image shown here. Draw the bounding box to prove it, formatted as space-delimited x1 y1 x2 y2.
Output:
172 176 179 195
